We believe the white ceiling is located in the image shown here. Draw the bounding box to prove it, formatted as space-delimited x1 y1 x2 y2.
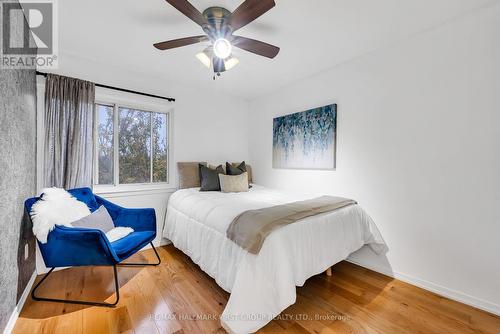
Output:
59 0 494 100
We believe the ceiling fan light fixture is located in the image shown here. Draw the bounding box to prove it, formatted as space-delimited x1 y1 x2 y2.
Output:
196 51 212 68
224 57 239 70
213 38 232 59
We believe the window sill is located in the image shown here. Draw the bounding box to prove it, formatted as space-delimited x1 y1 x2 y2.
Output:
93 184 178 196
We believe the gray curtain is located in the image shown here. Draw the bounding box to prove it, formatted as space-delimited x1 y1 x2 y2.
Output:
44 74 95 188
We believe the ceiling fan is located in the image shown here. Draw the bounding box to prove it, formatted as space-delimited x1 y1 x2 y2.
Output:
154 0 280 77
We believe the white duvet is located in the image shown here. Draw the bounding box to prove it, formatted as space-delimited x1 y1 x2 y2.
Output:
163 185 387 333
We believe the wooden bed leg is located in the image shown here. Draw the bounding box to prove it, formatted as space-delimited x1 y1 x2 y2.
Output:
326 267 332 277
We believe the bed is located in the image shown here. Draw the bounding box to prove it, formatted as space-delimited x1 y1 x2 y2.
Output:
163 184 387 333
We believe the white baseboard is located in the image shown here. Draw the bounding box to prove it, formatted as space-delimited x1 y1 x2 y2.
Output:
3 271 37 334
346 258 500 316
158 238 171 246
138 238 170 250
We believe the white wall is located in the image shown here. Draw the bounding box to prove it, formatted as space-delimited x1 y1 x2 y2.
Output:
35 53 250 273
248 4 500 314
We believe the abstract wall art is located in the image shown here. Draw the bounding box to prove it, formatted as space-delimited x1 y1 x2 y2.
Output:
273 104 337 170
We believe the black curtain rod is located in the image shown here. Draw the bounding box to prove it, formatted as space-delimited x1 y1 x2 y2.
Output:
35 71 175 102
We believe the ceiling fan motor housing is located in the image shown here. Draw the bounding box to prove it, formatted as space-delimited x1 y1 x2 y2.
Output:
202 7 232 40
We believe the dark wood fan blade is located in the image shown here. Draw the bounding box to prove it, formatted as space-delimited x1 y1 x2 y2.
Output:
230 0 275 31
154 35 208 50
164 0 206 26
232 36 280 58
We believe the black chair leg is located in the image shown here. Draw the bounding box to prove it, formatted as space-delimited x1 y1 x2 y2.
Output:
31 265 120 307
31 243 160 307
117 242 161 266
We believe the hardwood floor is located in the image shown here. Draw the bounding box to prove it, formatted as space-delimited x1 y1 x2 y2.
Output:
14 245 500 334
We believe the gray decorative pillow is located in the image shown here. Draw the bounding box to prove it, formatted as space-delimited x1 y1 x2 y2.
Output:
230 162 253 184
227 161 252 188
199 164 225 191
219 172 249 193
71 206 114 232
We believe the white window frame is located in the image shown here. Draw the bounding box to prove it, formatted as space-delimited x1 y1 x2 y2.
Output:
93 88 175 194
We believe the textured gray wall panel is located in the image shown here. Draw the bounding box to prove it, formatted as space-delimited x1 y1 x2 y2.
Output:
0 0 37 330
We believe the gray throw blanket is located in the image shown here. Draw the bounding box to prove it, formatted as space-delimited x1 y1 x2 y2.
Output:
226 196 357 254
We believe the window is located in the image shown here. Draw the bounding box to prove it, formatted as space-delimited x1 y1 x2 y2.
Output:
95 103 170 186
96 105 114 184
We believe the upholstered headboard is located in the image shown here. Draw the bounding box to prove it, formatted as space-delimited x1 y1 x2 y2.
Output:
177 162 253 189
177 162 206 189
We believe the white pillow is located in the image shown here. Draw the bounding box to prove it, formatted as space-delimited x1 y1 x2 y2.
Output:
31 188 91 243
218 172 249 193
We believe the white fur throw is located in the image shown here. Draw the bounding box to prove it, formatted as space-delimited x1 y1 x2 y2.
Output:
105 227 134 243
31 188 91 243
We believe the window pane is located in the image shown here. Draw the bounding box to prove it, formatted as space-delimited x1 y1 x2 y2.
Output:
119 108 151 184
96 104 114 185
153 113 168 182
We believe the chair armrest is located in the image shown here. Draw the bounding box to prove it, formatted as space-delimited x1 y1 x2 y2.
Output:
95 195 156 233
39 226 119 267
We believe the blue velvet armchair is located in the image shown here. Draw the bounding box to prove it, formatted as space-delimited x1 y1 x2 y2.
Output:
25 187 161 307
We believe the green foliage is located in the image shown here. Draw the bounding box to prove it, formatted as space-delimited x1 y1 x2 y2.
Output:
119 108 151 183
97 105 114 184
97 105 168 185
152 113 168 182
